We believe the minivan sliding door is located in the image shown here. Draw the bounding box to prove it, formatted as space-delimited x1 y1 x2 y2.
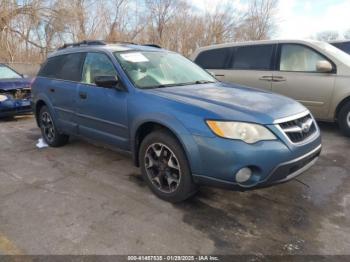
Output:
225 44 276 91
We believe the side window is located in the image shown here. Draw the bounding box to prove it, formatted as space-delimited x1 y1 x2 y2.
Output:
58 53 85 81
82 52 117 85
231 45 274 70
38 56 65 79
38 53 85 82
280 44 327 72
194 48 231 69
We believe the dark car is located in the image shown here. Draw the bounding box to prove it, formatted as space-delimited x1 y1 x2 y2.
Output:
0 64 32 118
31 41 321 202
330 40 350 54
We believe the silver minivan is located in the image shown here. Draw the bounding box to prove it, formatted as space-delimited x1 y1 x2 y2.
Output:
191 40 350 136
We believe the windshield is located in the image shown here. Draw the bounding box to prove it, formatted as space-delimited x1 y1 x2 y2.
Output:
0 65 22 79
114 51 216 89
314 42 350 67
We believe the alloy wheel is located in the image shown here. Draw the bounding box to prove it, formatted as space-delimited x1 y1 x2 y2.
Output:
144 143 181 193
41 112 55 143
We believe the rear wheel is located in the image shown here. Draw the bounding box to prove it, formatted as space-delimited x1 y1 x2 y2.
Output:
39 106 69 147
139 130 198 202
338 102 350 137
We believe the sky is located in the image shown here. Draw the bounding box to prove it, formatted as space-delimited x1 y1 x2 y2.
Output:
191 0 350 39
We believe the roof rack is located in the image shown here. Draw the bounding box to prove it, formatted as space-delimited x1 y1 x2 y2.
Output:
143 44 162 48
57 40 162 50
58 40 106 50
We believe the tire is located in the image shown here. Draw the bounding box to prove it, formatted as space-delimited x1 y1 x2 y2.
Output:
139 130 198 202
39 106 69 147
338 102 350 137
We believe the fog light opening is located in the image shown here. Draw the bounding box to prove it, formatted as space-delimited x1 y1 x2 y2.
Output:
235 167 252 183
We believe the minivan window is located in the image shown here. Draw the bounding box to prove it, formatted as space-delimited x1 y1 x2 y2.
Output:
231 45 274 70
115 51 216 89
82 53 118 85
280 44 326 72
38 53 85 82
195 48 231 69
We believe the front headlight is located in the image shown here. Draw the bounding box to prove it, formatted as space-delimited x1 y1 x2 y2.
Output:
206 120 276 144
0 95 8 102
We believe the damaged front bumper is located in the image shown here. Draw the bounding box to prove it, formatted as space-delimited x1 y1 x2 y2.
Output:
0 88 32 117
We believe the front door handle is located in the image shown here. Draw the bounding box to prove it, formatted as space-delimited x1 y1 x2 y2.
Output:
259 76 273 81
79 92 87 99
272 76 287 82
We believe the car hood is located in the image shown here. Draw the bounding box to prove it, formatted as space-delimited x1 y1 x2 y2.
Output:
0 78 32 91
148 82 307 124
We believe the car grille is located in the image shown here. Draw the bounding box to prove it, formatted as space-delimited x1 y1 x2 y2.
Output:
279 114 317 143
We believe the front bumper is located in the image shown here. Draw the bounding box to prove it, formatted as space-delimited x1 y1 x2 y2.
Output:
259 144 321 186
190 131 321 190
0 99 32 117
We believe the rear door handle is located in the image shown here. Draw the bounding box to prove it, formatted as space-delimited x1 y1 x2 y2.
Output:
259 76 273 81
49 88 55 93
272 76 287 82
79 92 87 99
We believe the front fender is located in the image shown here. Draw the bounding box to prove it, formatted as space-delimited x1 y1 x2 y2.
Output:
130 113 203 175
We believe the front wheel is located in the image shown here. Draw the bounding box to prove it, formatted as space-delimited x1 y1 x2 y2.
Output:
39 106 69 147
338 102 350 137
139 130 198 202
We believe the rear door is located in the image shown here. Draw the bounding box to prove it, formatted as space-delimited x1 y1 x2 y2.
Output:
76 52 129 150
271 43 336 119
225 44 276 91
38 53 85 134
194 44 275 91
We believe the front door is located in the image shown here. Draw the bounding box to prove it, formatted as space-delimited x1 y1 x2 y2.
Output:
272 44 336 119
76 52 129 150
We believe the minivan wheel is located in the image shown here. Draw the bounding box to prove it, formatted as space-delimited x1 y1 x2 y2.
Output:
39 106 69 147
338 102 350 137
139 130 198 202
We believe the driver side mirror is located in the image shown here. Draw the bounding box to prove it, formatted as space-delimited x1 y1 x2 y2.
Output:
94 76 122 90
316 60 333 73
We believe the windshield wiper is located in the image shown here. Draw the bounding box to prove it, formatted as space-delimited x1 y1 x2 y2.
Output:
148 80 215 89
194 80 216 84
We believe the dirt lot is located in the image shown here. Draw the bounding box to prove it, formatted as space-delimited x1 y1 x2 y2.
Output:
0 116 349 255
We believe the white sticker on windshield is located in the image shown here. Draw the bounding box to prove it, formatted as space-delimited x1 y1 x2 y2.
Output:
120 53 149 63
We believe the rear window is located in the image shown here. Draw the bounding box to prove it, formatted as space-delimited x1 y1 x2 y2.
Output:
231 44 274 70
39 53 85 81
194 47 231 69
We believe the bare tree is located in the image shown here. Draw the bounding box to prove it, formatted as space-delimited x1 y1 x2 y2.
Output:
145 0 181 45
0 0 282 63
343 29 350 40
316 30 340 42
235 0 278 41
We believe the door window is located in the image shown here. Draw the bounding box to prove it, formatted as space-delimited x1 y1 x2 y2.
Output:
194 48 231 69
231 45 274 70
38 53 85 82
82 53 118 85
280 44 327 72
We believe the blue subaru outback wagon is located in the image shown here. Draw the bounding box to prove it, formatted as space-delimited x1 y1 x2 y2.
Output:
32 40 322 202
